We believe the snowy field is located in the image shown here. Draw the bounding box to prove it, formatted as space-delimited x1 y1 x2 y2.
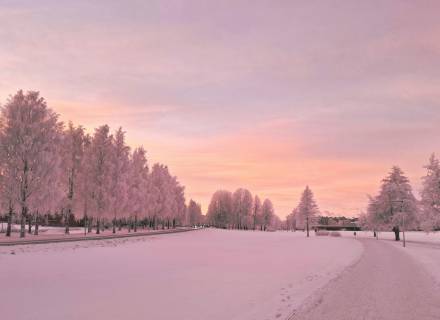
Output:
0 229 362 320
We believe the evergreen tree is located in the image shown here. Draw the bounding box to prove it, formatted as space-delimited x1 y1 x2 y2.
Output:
296 186 319 237
420 154 440 231
367 166 418 235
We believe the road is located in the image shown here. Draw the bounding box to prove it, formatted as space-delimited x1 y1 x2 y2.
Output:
290 238 440 320
0 227 195 246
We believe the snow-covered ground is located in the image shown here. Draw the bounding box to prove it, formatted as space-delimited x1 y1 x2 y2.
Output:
293 238 440 320
0 222 85 235
339 229 440 243
338 230 440 288
0 229 362 320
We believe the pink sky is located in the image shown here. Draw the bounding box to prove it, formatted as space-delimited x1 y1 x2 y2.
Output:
1 1 440 218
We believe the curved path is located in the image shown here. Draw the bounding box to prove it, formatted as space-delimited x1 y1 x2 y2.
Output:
291 238 440 320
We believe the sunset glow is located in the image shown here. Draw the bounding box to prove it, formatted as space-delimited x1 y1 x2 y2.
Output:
1 1 439 217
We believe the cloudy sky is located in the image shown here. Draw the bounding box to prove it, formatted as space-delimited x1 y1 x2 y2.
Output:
1 0 439 218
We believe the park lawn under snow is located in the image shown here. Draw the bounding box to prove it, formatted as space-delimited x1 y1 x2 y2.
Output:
0 229 362 320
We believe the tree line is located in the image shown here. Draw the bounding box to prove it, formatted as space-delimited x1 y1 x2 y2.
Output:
286 159 440 238
287 163 440 236
0 90 187 237
206 188 281 230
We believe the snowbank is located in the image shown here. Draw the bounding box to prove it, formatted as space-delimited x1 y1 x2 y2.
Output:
0 229 362 320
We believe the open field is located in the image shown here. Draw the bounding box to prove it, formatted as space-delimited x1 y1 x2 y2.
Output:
0 229 362 320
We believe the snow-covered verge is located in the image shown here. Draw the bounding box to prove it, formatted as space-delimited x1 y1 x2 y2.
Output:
339 230 440 244
0 229 362 320
338 230 440 287
0 223 85 235
390 241 440 287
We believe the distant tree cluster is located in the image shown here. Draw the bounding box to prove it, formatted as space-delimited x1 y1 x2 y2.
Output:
0 90 187 237
206 188 280 230
359 160 440 233
187 199 204 227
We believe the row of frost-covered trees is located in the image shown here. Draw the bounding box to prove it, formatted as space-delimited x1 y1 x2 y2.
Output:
359 160 440 233
0 90 186 237
206 188 281 230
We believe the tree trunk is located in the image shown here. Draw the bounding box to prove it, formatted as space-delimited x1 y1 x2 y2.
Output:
65 208 71 235
134 215 138 232
96 218 100 234
34 213 39 236
112 217 116 234
391 226 400 241
87 217 92 233
20 205 27 238
6 207 12 237
306 217 310 237
28 215 32 234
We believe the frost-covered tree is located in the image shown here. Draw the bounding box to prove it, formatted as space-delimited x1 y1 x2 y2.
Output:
109 128 130 233
296 186 319 237
367 166 418 235
285 210 296 231
0 91 62 237
60 122 85 234
171 177 186 228
261 198 274 231
149 163 169 229
252 195 262 230
148 163 185 229
232 188 253 229
207 190 233 228
187 199 202 226
29 160 63 235
88 125 113 234
0 155 19 237
420 154 440 231
76 134 93 233
0 90 190 236
127 147 149 232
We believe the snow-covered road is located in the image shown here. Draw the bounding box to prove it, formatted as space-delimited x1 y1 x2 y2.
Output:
292 238 440 320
